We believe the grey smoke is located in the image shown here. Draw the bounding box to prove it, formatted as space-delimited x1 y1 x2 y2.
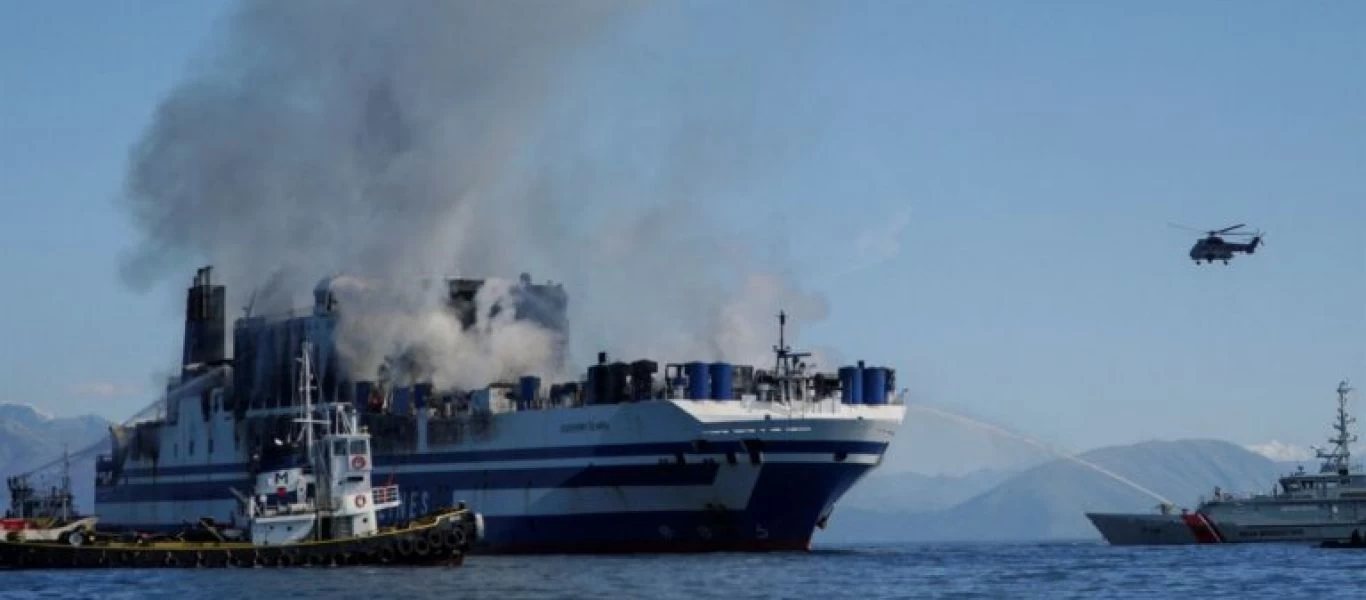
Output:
119 0 841 384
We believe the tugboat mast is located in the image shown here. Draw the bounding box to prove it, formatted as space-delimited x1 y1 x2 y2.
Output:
59 447 70 523
1316 380 1356 474
295 340 328 450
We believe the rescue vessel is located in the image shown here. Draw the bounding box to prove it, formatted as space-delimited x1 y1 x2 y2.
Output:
1087 381 1365 545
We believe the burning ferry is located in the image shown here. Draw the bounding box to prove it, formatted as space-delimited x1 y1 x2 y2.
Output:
94 267 905 553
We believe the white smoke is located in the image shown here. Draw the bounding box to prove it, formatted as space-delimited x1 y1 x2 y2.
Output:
712 273 832 368
119 0 841 386
325 276 562 390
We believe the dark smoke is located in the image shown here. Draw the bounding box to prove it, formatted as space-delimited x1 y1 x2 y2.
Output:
119 0 840 382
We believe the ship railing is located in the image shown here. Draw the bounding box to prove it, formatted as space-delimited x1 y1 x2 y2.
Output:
748 394 906 418
372 485 400 505
1198 490 1266 504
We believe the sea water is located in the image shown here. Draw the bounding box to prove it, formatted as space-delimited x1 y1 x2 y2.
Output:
2 541 1359 599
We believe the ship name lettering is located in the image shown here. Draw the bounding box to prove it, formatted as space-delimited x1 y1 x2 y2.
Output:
560 421 609 433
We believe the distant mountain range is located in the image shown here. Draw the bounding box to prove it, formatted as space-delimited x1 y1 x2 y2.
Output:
0 403 110 513
818 438 1287 543
838 468 1014 514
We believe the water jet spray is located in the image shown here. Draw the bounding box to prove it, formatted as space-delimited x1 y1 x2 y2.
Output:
908 403 1175 506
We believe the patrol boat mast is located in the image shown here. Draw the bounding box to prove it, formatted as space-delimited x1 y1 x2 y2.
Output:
1315 380 1357 474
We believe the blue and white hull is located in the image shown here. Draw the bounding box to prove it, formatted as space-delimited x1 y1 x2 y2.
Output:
96 398 903 553
94 267 907 553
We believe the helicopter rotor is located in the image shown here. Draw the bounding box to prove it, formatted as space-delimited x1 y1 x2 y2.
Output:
1167 222 1255 237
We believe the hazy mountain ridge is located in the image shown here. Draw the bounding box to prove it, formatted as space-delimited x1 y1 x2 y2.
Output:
0 403 110 513
838 468 1015 513
820 438 1285 543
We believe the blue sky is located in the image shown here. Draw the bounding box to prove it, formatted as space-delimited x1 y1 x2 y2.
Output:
1 1 1362 472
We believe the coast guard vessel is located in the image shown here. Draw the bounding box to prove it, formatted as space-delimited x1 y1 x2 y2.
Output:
1087 381 1365 545
93 267 905 553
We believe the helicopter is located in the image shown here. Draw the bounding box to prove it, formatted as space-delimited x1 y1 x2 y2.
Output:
1170 223 1264 265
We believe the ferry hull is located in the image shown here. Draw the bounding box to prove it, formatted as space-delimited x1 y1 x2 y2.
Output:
96 459 879 553
95 402 902 554
476 462 873 553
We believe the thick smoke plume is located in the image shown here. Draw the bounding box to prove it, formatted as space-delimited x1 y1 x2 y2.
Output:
120 0 839 386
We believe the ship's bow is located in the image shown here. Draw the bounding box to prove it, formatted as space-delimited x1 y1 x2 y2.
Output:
680 401 906 551
1086 512 1202 545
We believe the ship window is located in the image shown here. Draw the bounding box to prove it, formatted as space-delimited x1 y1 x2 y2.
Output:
333 440 347 456
350 440 368 455
208 439 214 454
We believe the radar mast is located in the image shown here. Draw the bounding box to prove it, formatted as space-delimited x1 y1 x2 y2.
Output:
1315 380 1356 473
772 311 811 403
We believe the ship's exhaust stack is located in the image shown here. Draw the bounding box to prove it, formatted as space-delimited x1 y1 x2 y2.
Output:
182 265 226 376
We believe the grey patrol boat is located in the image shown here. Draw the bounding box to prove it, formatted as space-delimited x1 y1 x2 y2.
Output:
1088 381 1365 545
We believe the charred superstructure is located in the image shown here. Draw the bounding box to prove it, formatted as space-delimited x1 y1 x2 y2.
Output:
224 272 568 421
95 266 904 554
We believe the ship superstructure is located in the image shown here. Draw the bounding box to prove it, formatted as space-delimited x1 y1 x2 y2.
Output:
1088 381 1366 545
93 267 906 553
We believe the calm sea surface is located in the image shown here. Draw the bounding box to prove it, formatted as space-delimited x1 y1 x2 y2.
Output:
3 541 1362 599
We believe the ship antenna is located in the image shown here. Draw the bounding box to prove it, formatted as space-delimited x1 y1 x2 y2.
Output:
771 310 810 404
294 340 327 459
774 311 788 403
303 342 313 454
61 445 70 522
1315 380 1356 473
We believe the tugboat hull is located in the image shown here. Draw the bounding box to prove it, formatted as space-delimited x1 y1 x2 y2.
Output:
0 508 478 569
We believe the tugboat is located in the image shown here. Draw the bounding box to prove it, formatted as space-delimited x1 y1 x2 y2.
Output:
2 451 99 545
1087 380 1366 545
0 341 482 569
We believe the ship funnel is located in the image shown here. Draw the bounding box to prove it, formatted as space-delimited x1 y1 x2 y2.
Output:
182 266 226 375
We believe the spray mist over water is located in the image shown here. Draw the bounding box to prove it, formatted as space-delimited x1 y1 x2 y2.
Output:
908 404 1175 506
